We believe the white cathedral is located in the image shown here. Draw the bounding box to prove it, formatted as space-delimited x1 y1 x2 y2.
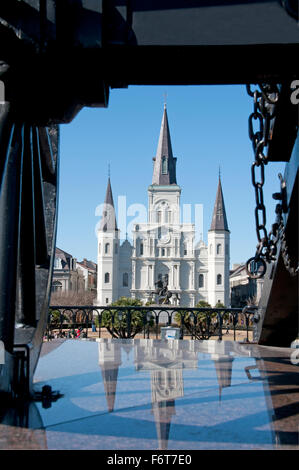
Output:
95 105 230 308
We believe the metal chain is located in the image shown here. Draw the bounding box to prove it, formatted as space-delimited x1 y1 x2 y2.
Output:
246 84 298 278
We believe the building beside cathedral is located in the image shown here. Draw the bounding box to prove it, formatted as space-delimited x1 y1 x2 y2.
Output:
95 105 230 307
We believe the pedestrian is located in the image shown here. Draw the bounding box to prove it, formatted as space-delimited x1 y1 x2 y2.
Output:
92 320 96 333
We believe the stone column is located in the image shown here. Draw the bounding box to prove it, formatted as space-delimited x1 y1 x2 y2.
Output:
132 260 136 290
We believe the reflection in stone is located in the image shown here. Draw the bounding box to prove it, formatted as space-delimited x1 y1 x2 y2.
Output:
212 354 234 402
135 339 199 450
98 340 122 412
254 352 299 449
0 401 47 450
152 400 176 450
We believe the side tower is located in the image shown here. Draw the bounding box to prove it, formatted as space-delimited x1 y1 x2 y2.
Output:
207 176 230 306
96 178 120 305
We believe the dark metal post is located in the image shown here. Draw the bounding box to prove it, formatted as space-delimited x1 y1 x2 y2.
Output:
127 308 131 338
218 312 223 341
0 116 24 353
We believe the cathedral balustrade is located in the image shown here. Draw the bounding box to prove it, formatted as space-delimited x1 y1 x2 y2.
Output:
47 305 257 342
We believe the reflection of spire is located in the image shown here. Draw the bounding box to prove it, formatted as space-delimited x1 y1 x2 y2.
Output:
100 366 119 412
98 340 122 412
213 356 234 402
134 341 199 450
121 341 134 360
151 400 176 450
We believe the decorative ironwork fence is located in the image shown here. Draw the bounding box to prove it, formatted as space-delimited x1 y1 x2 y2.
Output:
47 305 258 342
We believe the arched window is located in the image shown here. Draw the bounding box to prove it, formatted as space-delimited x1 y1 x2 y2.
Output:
105 272 110 283
123 272 128 287
52 281 62 293
140 242 144 256
217 244 221 255
162 156 168 174
158 273 168 283
217 274 222 285
105 243 110 254
199 274 204 288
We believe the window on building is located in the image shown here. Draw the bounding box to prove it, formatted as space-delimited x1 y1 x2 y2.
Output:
217 274 222 285
51 281 62 293
158 273 168 283
123 272 128 287
162 156 168 174
199 274 204 288
105 243 110 254
106 298 109 304
217 244 221 255
184 248 187 256
115 243 118 254
161 248 165 256
157 211 162 223
105 272 110 283
140 242 144 256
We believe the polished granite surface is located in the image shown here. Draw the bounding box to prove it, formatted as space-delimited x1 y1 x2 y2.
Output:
0 338 298 450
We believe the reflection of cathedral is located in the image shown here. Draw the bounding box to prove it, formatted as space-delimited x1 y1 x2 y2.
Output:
134 340 198 450
97 339 238 450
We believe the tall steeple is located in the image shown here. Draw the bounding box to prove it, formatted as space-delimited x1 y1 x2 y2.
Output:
210 175 229 232
99 177 118 231
152 105 177 185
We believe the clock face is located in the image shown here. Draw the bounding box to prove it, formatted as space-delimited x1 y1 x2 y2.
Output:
160 233 170 244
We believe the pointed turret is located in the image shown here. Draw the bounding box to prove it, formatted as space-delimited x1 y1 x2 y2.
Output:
207 174 230 306
100 366 119 412
213 356 234 403
99 177 118 231
151 399 176 450
210 176 229 232
152 105 177 185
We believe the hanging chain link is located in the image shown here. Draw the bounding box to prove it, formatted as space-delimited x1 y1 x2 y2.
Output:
245 84 298 278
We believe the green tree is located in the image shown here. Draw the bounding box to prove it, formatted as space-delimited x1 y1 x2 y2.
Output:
214 301 229 321
174 300 220 340
49 309 65 325
100 297 154 338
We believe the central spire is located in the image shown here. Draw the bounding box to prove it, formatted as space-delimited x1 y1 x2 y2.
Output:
152 105 177 185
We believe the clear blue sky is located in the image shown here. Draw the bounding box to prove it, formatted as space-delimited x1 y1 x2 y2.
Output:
57 84 285 268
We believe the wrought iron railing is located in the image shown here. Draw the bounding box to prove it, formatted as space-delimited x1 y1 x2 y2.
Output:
47 305 258 342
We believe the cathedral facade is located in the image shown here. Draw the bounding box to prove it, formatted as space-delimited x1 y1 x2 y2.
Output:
96 105 230 307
